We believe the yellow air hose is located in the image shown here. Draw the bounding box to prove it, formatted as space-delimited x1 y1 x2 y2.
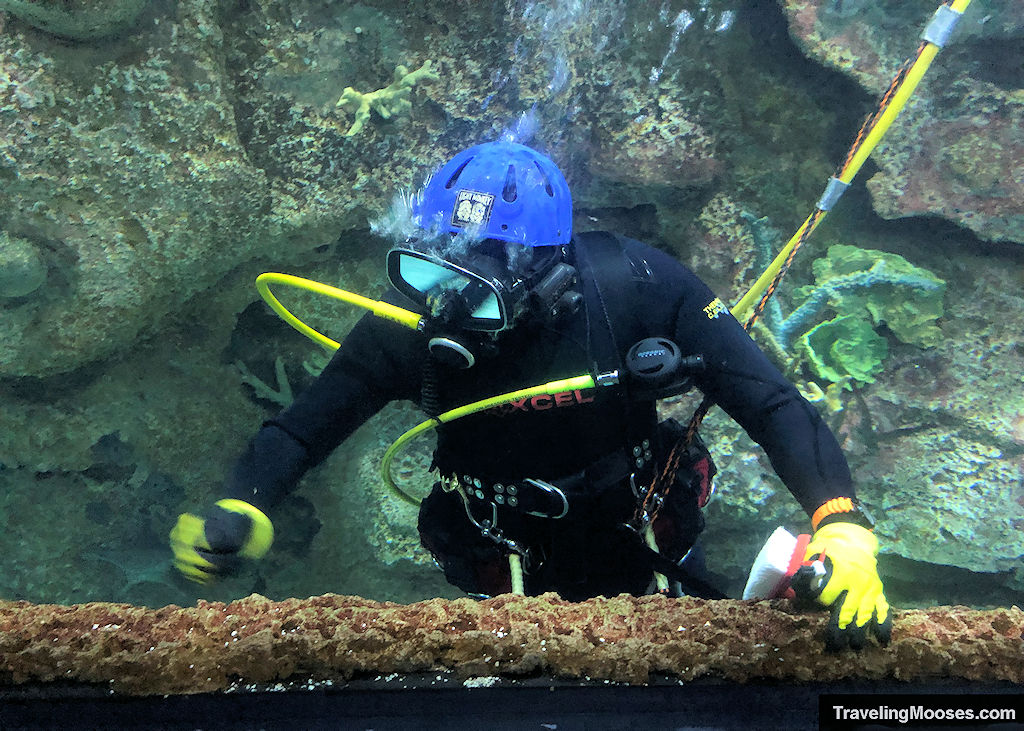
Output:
255 273 423 350
254 271 596 506
379 374 596 505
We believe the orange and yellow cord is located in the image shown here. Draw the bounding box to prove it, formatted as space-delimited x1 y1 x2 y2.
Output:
639 0 972 530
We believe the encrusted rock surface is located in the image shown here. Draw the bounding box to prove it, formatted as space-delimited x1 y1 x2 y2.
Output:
1 593 1021 696
0 0 150 41
780 0 1024 244
0 0 827 379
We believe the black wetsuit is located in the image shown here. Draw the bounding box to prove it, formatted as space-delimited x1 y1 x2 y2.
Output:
226 232 853 598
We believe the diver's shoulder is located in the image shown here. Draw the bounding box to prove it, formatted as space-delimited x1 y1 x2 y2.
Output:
576 230 689 278
575 229 671 256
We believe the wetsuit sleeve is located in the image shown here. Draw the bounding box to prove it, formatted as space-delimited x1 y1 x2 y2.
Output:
224 306 424 512
668 268 854 516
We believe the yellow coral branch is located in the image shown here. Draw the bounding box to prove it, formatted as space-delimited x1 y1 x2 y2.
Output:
336 61 439 136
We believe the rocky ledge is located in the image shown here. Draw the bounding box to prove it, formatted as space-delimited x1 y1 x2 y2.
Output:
0 593 1021 696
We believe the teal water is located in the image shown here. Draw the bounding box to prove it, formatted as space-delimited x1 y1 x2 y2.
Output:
0 0 1022 614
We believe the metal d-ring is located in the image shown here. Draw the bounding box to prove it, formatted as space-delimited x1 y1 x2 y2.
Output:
458 489 528 556
522 478 569 519
461 494 498 537
629 472 644 500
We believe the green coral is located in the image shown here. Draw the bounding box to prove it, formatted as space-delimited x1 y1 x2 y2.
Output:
799 244 946 348
336 61 438 136
795 314 888 385
778 244 946 386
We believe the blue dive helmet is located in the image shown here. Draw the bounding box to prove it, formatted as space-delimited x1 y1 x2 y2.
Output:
414 141 572 247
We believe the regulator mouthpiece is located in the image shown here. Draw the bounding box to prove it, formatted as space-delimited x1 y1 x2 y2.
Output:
428 336 477 369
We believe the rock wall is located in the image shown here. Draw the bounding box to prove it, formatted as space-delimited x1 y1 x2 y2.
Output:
0 0 1021 610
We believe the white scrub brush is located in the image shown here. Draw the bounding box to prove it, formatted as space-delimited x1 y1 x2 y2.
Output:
742 527 813 600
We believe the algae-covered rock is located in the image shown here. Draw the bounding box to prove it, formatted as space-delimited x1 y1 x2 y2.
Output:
860 430 1024 583
0 0 150 41
864 82 1024 245
780 0 1024 244
0 0 447 379
0 0 526 379
0 232 46 299
0 2 278 377
587 87 720 189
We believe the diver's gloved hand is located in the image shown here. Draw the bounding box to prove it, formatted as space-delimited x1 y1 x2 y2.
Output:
793 521 891 651
169 499 274 584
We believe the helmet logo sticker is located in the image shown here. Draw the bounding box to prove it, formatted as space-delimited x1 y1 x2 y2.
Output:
452 190 494 228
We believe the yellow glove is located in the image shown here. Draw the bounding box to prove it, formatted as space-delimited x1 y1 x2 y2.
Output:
169 499 274 584
800 521 891 650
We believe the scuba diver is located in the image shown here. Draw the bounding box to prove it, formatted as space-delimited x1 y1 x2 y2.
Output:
171 141 891 651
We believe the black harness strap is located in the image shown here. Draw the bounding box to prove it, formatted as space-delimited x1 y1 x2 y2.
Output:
574 234 724 597
573 231 644 384
629 532 728 599
572 232 657 444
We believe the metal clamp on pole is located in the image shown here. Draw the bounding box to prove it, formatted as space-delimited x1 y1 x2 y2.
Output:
922 4 964 48
816 176 850 212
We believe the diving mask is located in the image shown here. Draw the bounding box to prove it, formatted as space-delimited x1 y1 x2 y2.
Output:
387 240 577 368
386 246 519 333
